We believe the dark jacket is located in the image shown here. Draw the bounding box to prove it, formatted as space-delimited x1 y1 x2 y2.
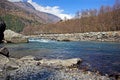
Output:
0 18 6 33
0 18 6 43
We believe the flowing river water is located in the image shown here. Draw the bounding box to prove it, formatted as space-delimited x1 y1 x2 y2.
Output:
1 39 120 75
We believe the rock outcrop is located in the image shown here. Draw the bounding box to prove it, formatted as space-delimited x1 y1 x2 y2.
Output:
4 29 28 43
0 54 9 66
0 19 6 43
39 58 82 67
18 55 82 68
0 54 9 80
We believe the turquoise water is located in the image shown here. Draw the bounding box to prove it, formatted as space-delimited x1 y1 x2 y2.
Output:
1 40 120 75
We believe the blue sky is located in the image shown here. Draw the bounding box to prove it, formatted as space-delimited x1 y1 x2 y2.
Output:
8 0 115 19
32 0 115 14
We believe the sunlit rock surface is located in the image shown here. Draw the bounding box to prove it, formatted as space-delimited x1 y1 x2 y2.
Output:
4 29 28 43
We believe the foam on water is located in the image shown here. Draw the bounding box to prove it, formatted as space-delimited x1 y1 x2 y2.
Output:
28 38 56 43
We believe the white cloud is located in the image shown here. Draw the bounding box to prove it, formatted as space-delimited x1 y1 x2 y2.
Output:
27 0 73 19
8 0 23 2
8 0 73 19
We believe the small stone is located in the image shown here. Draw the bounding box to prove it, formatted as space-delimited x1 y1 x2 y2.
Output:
0 47 9 57
20 55 36 61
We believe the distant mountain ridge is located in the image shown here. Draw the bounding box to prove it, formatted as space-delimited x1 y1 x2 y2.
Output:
14 1 36 10
13 1 61 23
0 0 61 32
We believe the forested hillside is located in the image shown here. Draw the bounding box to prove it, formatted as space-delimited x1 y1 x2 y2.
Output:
23 0 120 35
0 0 60 32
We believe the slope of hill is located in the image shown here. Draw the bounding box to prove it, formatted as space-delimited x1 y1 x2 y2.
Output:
0 0 61 32
22 2 120 34
13 2 61 23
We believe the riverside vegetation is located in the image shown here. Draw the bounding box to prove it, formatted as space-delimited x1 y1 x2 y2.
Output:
0 0 60 33
22 0 120 35
0 0 120 34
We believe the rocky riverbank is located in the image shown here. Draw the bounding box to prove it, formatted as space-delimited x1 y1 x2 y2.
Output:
3 30 120 43
29 31 120 42
0 47 115 80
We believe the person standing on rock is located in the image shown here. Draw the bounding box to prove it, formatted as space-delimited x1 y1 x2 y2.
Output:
0 18 6 43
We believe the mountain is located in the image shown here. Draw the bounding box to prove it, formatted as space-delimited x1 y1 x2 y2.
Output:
13 2 61 23
0 0 61 32
14 1 36 10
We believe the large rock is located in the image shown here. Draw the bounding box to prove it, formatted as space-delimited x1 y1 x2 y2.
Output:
17 56 82 67
4 29 28 43
17 56 39 66
0 47 9 79
0 54 9 80
40 58 82 67
0 54 9 66
0 47 19 71
5 58 19 71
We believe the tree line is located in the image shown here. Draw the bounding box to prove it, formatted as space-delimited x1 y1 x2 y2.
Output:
23 0 120 35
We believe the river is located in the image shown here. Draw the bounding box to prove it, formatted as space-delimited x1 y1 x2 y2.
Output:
1 39 120 75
